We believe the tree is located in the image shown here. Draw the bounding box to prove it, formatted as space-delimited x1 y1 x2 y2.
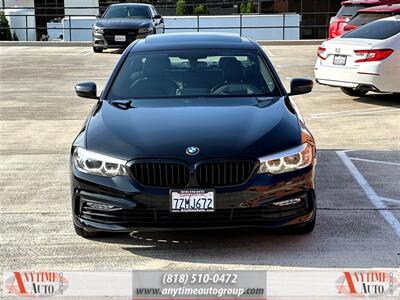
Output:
176 0 186 16
194 4 206 15
0 11 12 41
246 0 254 13
240 2 246 13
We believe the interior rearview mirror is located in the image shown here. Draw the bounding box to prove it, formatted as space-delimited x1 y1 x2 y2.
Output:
75 82 99 99
288 78 313 96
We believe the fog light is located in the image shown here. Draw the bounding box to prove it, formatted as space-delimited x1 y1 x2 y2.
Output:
86 201 118 210
273 198 302 207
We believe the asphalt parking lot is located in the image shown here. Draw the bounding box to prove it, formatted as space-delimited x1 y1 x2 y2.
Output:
0 44 399 271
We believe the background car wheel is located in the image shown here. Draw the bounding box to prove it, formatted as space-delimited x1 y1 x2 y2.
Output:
340 87 368 97
74 224 108 238
93 47 103 53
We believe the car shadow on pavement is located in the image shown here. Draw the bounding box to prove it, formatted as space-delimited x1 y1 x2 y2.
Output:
92 228 322 265
353 93 400 107
89 221 398 268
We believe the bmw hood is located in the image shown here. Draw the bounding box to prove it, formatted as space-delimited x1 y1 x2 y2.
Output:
85 98 301 162
95 18 152 29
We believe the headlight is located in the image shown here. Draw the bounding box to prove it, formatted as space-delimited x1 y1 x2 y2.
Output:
93 27 104 34
73 147 127 177
138 27 153 34
258 143 314 175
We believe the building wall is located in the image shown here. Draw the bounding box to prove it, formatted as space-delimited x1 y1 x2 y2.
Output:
64 0 99 16
3 0 34 8
274 0 288 13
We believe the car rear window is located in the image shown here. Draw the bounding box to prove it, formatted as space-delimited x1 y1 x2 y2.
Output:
348 12 394 26
337 4 368 17
342 20 400 39
106 50 280 100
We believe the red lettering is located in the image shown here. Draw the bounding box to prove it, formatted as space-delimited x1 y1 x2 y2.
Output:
344 272 358 294
13 272 27 294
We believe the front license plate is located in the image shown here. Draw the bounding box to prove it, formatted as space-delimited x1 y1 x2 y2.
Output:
114 35 126 42
170 190 215 213
333 55 347 66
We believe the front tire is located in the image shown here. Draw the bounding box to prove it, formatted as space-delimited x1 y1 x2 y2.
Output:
93 46 103 53
340 87 368 97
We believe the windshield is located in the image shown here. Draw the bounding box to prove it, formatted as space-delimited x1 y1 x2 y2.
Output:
337 4 368 17
343 20 400 39
103 5 151 20
348 12 393 26
106 50 280 100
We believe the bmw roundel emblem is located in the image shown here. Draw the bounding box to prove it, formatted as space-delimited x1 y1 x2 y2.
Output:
186 146 200 156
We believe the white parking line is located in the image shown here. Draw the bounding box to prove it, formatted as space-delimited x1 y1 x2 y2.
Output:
337 150 400 238
263 47 275 57
73 49 89 55
348 157 400 166
380 197 400 204
311 107 399 119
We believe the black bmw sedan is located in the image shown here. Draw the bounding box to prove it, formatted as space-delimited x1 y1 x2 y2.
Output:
71 33 317 238
92 3 163 53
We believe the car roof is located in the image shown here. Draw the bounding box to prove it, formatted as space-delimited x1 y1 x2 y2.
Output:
131 32 256 52
342 0 399 5
109 3 152 7
358 3 400 11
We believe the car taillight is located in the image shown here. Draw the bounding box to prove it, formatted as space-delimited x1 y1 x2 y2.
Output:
317 46 327 60
354 49 394 63
343 24 358 32
329 16 346 39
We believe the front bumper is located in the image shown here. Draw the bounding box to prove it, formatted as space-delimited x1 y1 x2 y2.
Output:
92 31 150 49
71 163 316 233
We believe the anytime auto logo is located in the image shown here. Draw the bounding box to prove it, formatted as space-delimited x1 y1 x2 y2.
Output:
4 271 69 297
336 271 399 297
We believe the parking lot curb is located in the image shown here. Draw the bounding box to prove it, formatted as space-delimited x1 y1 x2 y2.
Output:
257 39 324 46
0 40 325 47
0 41 93 47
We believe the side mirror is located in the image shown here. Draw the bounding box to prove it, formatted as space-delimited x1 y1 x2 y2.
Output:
288 78 313 96
75 82 99 99
96 13 102 19
153 14 162 19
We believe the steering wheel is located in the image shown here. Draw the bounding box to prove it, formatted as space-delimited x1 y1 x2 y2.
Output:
129 77 178 97
211 83 262 95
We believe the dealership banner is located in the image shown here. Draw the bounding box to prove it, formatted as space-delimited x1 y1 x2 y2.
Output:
132 271 266 299
2 271 132 298
267 270 400 299
2 270 399 299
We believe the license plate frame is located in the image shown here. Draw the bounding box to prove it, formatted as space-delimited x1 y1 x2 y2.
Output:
170 189 215 213
114 35 126 42
333 55 347 66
